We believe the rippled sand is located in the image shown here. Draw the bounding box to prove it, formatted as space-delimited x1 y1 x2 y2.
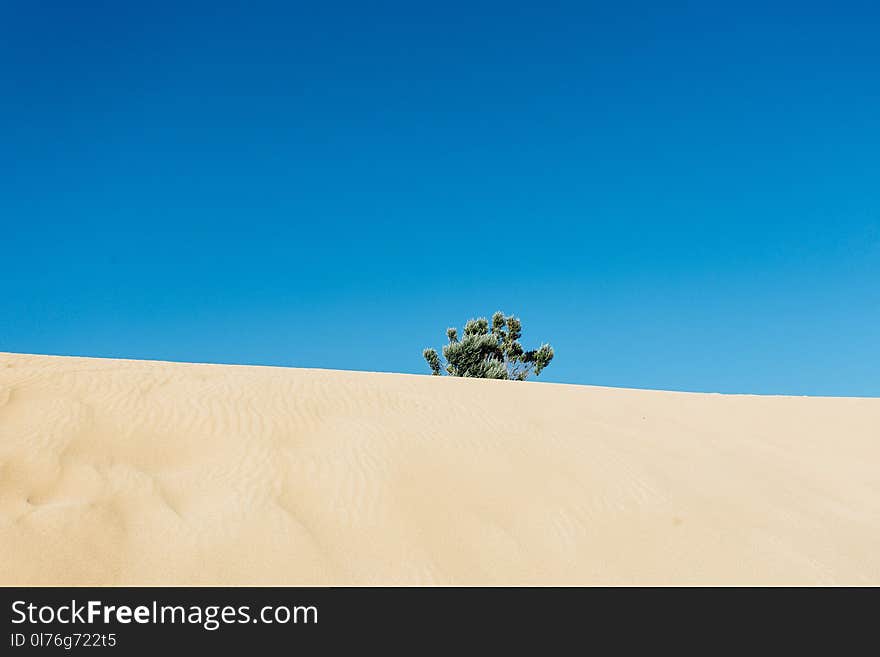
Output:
1 352 877 585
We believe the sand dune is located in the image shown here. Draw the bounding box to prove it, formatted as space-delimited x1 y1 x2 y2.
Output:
1 352 878 585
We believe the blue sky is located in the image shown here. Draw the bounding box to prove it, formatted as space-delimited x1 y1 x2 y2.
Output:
2 1 878 395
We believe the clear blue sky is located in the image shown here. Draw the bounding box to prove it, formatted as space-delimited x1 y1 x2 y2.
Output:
2 1 878 395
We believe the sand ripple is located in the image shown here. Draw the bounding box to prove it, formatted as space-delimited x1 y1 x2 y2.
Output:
1 352 879 585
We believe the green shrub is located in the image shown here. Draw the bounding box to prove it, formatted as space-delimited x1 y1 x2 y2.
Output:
423 312 554 380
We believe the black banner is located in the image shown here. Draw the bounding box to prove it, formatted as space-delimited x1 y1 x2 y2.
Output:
0 586 864 652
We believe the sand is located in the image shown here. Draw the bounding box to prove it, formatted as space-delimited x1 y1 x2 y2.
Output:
0 352 878 586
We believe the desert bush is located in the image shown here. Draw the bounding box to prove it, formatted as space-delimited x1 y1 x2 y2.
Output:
423 312 554 380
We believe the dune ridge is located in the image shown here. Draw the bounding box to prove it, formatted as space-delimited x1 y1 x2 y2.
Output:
1 352 878 585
